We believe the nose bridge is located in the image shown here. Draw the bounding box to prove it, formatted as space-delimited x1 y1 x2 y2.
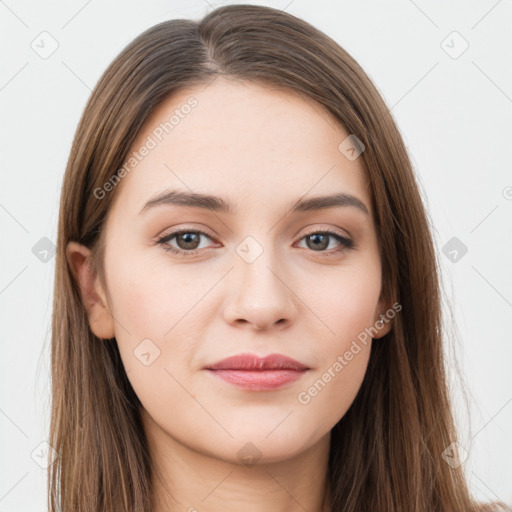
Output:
223 233 295 329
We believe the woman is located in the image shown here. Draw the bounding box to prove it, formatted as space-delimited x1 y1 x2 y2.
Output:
49 4 506 511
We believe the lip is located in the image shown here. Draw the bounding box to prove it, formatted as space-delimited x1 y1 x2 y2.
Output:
204 353 310 391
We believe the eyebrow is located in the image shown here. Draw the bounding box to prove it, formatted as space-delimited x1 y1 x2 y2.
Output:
138 189 369 216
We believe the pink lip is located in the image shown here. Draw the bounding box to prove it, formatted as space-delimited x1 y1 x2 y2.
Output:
204 353 309 391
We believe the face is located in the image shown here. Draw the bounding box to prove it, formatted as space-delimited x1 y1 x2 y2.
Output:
68 77 391 466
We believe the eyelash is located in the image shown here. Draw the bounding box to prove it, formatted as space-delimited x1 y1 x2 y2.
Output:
156 228 355 257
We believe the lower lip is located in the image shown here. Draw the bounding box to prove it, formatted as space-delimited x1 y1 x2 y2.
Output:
206 369 307 391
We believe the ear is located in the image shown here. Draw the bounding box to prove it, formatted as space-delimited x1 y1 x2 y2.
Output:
371 297 395 340
66 241 115 340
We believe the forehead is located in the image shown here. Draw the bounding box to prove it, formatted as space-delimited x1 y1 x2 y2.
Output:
108 77 371 219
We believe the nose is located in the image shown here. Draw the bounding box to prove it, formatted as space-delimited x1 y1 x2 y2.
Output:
222 248 297 331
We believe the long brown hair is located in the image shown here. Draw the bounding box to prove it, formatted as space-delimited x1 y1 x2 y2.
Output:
48 4 505 511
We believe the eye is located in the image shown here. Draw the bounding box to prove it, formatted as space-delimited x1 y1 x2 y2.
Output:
156 230 216 255
295 230 354 255
156 228 355 256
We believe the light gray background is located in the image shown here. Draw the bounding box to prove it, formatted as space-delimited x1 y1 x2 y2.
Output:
1 0 511 509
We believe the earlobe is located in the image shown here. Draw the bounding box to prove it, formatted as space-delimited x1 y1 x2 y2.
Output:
373 313 392 339
372 299 394 340
66 241 115 340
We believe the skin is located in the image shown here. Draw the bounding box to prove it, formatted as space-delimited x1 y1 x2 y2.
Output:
67 76 392 512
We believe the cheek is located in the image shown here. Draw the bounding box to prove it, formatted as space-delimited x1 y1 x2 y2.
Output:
106 258 200 422
296 281 375 427
104 250 221 402
307 260 382 345
296 342 371 441
106 251 203 343
102 252 184 375
294 265 379 419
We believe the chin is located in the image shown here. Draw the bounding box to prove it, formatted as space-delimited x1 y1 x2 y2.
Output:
222 429 320 465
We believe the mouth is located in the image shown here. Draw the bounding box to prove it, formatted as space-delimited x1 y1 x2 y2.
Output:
204 353 310 391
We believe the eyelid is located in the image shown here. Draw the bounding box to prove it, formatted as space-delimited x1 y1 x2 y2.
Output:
299 224 351 240
154 223 216 241
156 223 351 242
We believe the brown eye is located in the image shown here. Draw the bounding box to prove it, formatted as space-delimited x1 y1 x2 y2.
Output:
174 232 201 250
305 233 329 251
297 231 354 254
157 230 215 255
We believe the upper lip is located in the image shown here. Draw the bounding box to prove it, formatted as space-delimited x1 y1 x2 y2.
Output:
205 353 309 371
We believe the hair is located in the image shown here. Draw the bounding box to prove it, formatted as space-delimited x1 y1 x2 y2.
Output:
48 4 506 511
